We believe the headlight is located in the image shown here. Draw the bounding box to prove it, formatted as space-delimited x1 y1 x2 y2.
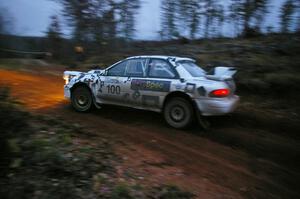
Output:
63 75 76 85
63 75 69 84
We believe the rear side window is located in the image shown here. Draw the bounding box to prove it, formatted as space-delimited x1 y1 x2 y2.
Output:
148 59 176 78
125 59 147 77
179 61 206 77
107 60 127 76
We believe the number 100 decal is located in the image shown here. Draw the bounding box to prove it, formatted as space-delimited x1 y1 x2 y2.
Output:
107 85 121 95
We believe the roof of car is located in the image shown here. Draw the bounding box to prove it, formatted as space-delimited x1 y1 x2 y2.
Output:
125 55 195 62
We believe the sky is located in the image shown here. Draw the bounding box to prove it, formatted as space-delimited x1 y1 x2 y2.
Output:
0 0 288 40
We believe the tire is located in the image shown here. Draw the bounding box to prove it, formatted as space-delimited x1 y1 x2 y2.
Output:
163 97 194 129
71 85 93 112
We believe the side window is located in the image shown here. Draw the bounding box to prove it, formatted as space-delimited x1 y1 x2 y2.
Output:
125 59 147 77
148 59 176 78
107 61 127 76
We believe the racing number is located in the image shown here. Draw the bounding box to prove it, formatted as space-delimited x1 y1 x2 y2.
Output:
107 85 120 95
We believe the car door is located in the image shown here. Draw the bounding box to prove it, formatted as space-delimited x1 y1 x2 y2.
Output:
122 58 148 106
131 58 179 109
97 58 148 106
97 60 128 104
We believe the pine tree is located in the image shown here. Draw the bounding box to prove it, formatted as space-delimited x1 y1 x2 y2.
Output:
229 0 243 36
280 0 296 33
55 0 94 42
161 0 179 40
229 0 269 37
252 0 269 32
55 0 142 47
118 0 141 41
46 15 63 59
0 7 13 34
178 0 201 39
203 0 224 38
212 4 224 37
102 1 117 42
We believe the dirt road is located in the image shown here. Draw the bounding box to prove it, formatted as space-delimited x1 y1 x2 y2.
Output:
0 69 299 199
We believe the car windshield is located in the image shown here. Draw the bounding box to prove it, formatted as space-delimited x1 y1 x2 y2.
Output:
178 61 206 77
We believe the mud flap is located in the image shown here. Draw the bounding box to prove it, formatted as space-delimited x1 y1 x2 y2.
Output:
94 102 102 109
92 95 101 109
196 110 210 131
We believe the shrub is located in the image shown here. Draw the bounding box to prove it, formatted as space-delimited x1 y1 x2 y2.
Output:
0 87 29 177
264 73 300 95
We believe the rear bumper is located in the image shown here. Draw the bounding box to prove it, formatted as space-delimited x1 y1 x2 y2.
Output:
64 85 71 99
194 95 239 116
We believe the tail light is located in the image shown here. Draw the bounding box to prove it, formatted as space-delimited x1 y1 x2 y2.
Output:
209 89 230 98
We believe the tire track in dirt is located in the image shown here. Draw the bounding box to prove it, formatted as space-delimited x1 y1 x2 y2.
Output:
42 103 297 198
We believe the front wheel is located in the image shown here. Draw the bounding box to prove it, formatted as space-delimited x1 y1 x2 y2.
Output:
71 86 93 112
163 97 194 129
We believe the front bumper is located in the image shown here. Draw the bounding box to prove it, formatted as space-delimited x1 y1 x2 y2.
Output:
194 95 239 116
64 85 71 99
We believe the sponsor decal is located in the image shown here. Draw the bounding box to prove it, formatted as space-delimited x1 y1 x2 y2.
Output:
124 77 132 83
123 93 130 99
131 79 171 92
132 90 141 100
106 78 121 84
98 80 104 93
107 85 121 95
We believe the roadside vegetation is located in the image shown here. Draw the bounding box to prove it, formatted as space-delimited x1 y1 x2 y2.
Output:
0 87 194 199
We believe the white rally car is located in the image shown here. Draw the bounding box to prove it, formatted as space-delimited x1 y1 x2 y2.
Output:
63 56 239 129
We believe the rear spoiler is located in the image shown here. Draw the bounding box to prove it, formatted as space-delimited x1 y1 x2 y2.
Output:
205 67 237 81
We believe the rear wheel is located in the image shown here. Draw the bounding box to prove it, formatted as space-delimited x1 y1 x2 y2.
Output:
71 86 93 112
163 97 194 129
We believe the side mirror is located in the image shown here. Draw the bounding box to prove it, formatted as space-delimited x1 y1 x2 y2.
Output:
104 69 109 76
